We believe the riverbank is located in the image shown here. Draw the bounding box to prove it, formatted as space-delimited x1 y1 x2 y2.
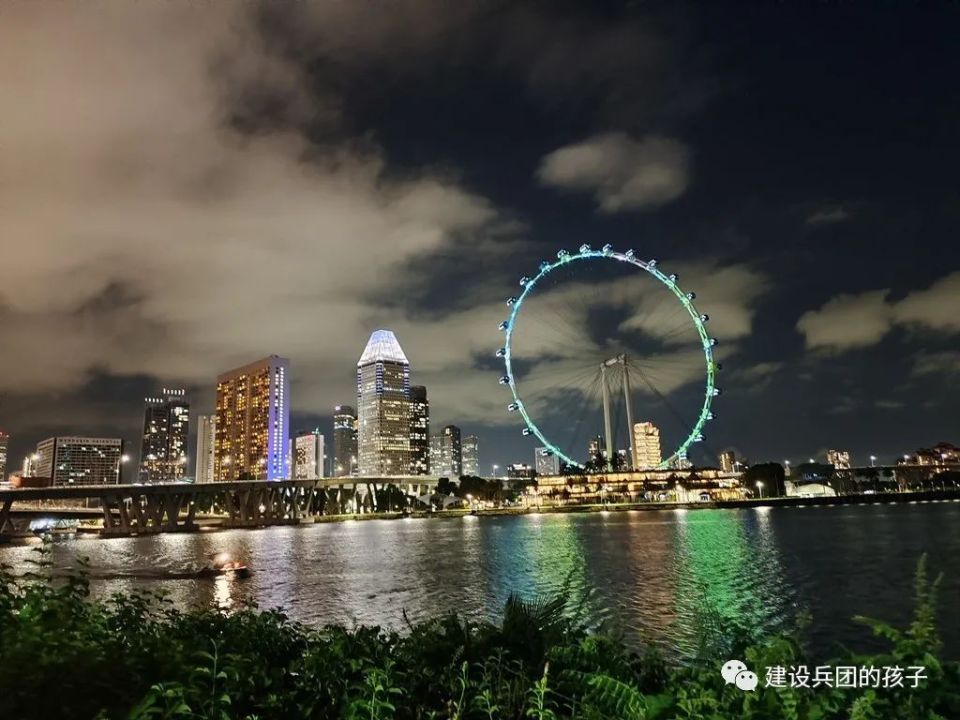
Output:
312 487 960 524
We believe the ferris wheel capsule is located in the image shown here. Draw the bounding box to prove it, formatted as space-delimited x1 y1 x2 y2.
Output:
498 320 508 331
648 258 658 268
713 387 722 396
557 249 569 259
506 296 517 306
686 291 696 300
539 261 550 272
499 376 510 385
579 243 591 253
602 244 613 254
522 428 532 436
520 276 530 286
700 314 709 322
668 273 679 282
709 337 718 347
507 402 519 412
496 347 506 358
624 249 635 258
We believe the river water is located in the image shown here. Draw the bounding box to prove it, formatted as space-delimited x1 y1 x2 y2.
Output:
3 502 959 660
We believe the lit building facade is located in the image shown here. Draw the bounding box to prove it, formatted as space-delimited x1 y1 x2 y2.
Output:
138 388 190 484
535 447 560 476
632 422 662 469
438 425 462 477
462 434 479 476
0 430 7 481
430 435 443 472
507 463 535 480
195 414 216 483
333 405 358 477
827 449 851 470
409 385 430 475
214 355 290 482
293 429 325 479
357 330 410 476
719 450 736 473
35 436 124 486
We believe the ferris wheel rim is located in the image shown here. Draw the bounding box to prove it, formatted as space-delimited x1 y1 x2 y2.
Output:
500 247 717 470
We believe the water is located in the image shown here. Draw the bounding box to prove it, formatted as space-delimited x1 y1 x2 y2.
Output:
3 502 960 660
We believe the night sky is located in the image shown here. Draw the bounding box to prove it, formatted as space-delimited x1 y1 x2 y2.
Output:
1 1 958 473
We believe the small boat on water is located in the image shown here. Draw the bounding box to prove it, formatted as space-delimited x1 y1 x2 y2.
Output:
203 552 251 579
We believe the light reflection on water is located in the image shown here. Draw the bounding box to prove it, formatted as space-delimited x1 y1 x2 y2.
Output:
3 503 959 660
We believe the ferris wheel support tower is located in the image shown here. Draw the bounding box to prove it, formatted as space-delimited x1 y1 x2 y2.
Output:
600 354 636 472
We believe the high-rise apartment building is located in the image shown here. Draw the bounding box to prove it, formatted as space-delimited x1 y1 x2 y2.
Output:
462 434 479 476
827 449 851 469
195 414 216 483
409 385 430 475
632 422 662 469
293 429 325 479
357 330 410 476
333 405 358 477
138 388 189 484
214 355 290 482
535 447 560 476
35 436 124 486
0 430 8 481
437 425 462 477
719 450 736 473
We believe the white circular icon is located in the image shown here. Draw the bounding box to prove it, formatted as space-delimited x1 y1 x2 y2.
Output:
735 670 759 692
721 659 747 684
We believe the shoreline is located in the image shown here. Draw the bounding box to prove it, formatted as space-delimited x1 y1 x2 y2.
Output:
3 488 959 543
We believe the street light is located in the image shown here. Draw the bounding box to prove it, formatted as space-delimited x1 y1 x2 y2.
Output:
492 464 499 477
756 481 764 499
870 455 877 467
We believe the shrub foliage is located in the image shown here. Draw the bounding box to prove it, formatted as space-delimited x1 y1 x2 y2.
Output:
1 550 958 719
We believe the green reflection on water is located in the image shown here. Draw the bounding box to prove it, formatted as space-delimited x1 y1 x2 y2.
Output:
673 509 789 657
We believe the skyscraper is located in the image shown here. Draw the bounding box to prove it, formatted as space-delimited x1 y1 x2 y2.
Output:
357 330 410 476
0 430 8 481
333 405 358 477
719 450 736 473
138 388 190 484
632 422 662 469
195 414 216 483
35 436 124 485
409 385 430 475
827 449 851 469
535 446 560 476
462 434 479 476
438 425 462 477
430 434 443 473
214 355 290 482
293 429 325 479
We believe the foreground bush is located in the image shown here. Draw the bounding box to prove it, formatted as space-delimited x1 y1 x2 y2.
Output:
1 553 958 719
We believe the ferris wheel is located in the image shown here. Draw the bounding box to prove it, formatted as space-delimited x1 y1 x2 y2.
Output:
496 245 720 471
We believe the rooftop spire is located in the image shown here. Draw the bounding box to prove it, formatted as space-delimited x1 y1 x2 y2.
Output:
358 329 409 366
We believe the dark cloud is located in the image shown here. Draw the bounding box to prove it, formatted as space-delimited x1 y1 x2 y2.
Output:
1 1 959 471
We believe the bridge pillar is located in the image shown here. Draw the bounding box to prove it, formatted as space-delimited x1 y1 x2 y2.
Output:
0 498 14 537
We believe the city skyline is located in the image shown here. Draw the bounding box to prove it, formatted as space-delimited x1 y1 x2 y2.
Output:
0 3 958 473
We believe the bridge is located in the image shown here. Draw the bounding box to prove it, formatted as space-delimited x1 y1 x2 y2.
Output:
0 477 438 538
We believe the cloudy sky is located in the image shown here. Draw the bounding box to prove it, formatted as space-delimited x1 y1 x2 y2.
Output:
1 1 958 472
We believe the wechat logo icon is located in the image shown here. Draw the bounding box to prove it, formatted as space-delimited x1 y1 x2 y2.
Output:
721 659 759 691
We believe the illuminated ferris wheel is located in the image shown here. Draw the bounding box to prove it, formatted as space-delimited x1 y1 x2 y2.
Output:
496 245 720 470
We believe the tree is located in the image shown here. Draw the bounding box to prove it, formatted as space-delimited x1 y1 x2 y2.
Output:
742 463 786 498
